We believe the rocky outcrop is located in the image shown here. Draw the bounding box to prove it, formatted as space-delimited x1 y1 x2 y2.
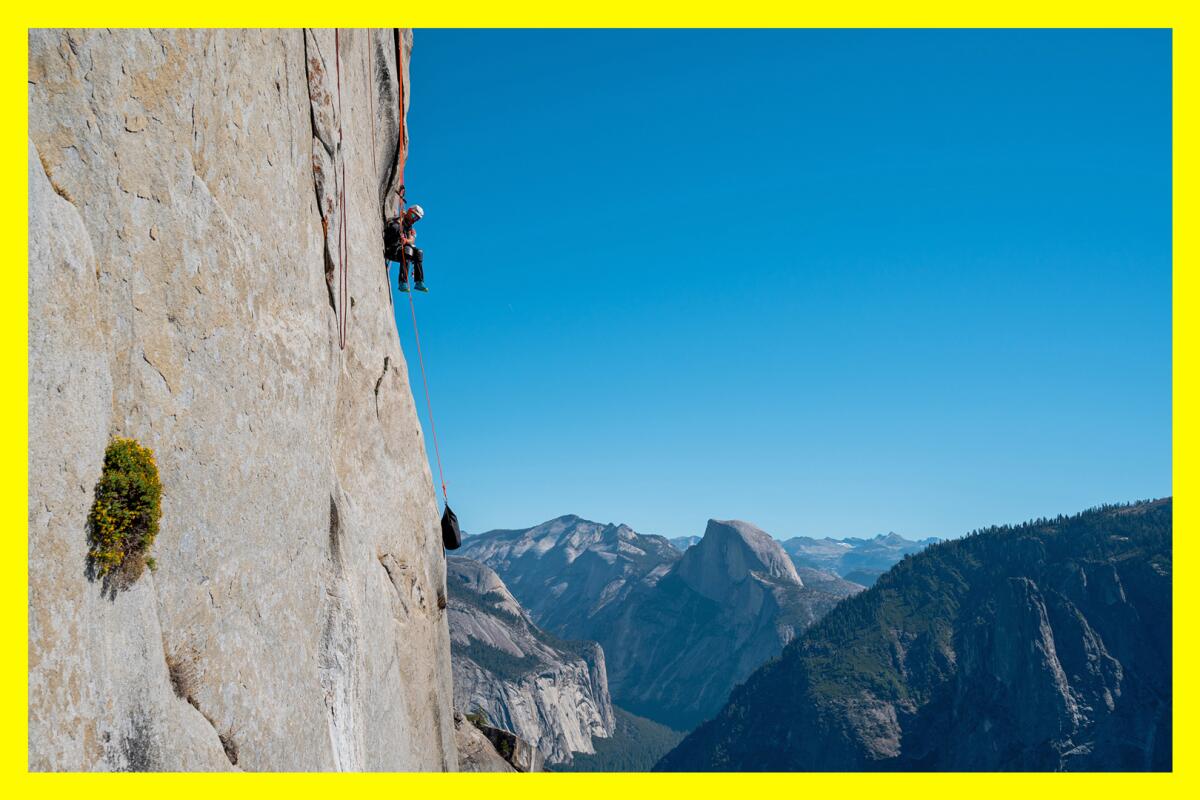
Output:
658 500 1172 771
674 519 802 599
465 515 862 730
29 29 457 771
452 711 515 773
447 557 615 765
475 725 544 772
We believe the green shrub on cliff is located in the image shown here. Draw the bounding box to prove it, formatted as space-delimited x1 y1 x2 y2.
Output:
87 437 162 581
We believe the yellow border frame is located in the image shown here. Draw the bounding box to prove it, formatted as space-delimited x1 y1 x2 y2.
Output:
4 5 1188 797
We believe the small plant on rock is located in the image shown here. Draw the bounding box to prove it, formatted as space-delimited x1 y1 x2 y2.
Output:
88 437 162 583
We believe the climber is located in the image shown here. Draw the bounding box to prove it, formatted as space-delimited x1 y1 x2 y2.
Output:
384 204 426 293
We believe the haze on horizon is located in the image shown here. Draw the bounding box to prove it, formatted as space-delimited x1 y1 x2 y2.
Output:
397 29 1170 540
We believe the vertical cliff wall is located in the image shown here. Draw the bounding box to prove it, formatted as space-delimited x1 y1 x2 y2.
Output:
28 28 457 771
446 557 615 765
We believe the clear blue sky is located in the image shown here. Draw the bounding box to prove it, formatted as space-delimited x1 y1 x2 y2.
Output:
393 29 1171 540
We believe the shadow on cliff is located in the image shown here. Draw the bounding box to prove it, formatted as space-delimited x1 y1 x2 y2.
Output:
84 546 144 601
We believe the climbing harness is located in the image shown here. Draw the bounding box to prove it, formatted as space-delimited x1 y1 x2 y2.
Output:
334 29 349 350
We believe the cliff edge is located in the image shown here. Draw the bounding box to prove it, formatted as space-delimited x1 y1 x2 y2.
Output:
28 28 457 771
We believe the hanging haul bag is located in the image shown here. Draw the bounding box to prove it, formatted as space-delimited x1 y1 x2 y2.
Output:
441 504 462 550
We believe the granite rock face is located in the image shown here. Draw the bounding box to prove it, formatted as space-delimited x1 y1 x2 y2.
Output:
447 557 614 765
674 519 802 600
28 28 458 771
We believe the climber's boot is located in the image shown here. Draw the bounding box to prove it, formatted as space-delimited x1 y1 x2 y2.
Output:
398 280 409 292
414 281 429 293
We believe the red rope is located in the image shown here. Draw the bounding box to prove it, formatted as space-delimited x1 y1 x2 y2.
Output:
407 290 448 502
395 29 406 198
392 31 447 504
335 29 349 350
366 34 390 306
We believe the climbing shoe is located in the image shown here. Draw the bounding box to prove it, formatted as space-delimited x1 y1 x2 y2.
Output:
414 282 429 293
397 281 409 292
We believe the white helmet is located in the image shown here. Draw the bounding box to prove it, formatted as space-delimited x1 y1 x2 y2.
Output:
408 204 424 219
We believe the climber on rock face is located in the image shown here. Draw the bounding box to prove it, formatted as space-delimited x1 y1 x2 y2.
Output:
384 204 426 293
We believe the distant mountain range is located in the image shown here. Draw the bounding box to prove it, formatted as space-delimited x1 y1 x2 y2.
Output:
781 532 941 586
461 516 862 729
657 499 1172 771
457 516 680 637
668 536 701 551
543 525 938 588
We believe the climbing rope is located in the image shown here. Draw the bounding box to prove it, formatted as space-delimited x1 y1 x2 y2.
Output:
365 34 391 307
389 30 449 508
394 28 407 203
335 29 349 350
406 290 448 503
